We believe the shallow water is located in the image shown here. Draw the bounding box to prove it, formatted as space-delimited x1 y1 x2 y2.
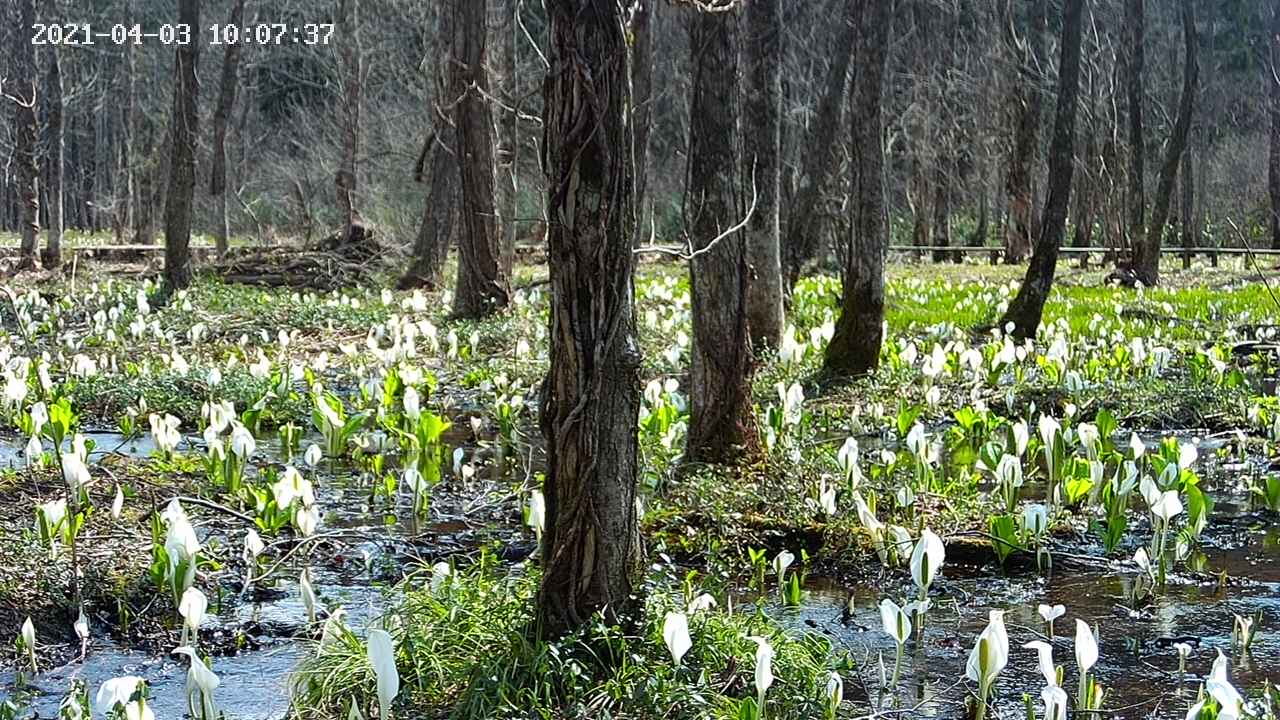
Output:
1 423 1275 717
0 422 527 716
770 521 1280 719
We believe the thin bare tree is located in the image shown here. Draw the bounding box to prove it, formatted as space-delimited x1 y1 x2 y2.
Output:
163 0 201 291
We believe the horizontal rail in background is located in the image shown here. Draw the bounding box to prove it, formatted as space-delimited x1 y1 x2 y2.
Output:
887 245 1280 257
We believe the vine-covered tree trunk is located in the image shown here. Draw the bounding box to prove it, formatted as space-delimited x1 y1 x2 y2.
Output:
452 0 510 318
211 0 247 257
1270 3 1280 250
163 0 200 291
685 6 758 463
1002 0 1046 264
1125 0 1145 248
823 0 894 377
1133 0 1196 287
13 0 39 270
999 0 1085 339
743 0 784 351
782 2 857 292
400 3 458 290
537 0 642 640
335 0 362 240
44 44 64 269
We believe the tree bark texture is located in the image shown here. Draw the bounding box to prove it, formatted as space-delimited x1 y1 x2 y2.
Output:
492 0 518 281
14 0 40 270
1125 0 1145 245
163 0 200 291
631 0 655 244
537 0 643 640
401 2 459 290
685 6 758 464
743 0 785 351
1003 0 1046 264
782 2 858 292
823 0 893 377
211 0 247 257
44 43 64 269
336 0 362 240
1270 3 1280 250
452 0 510 318
999 0 1085 339
1133 0 1196 287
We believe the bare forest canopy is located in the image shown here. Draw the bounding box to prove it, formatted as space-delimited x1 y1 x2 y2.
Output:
0 0 1276 264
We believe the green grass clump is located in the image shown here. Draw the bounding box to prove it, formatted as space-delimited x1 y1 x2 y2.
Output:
292 552 842 720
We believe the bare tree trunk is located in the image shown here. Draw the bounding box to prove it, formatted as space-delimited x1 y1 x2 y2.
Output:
163 0 200 291
783 3 857 292
685 5 758 464
1180 134 1194 268
118 1 136 246
211 0 247 257
1270 2 1280 250
13 0 39 270
1125 0 1145 249
1003 0 1047 264
930 159 953 263
44 43 63 269
1133 0 1196 287
134 119 157 245
335 0 362 240
400 4 458 290
538 0 642 640
743 0 784 351
823 0 894 377
631 0 655 244
999 0 1085 339
451 0 510 318
492 0 518 280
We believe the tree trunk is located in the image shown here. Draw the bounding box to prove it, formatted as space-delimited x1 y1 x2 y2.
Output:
930 159 952 263
783 3 858 292
1180 137 1193 269
492 0 518 280
13 0 39 270
1125 0 1145 249
400 4 458 291
1003 0 1047 264
118 2 136 246
631 0 655 244
999 0 1085 339
335 0 362 240
1133 0 1196 287
163 0 200 291
823 0 894 377
211 0 247 257
451 0 510 318
134 118 156 245
44 44 63 269
685 6 758 464
537 0 642 640
743 0 785 352
1270 2 1280 250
